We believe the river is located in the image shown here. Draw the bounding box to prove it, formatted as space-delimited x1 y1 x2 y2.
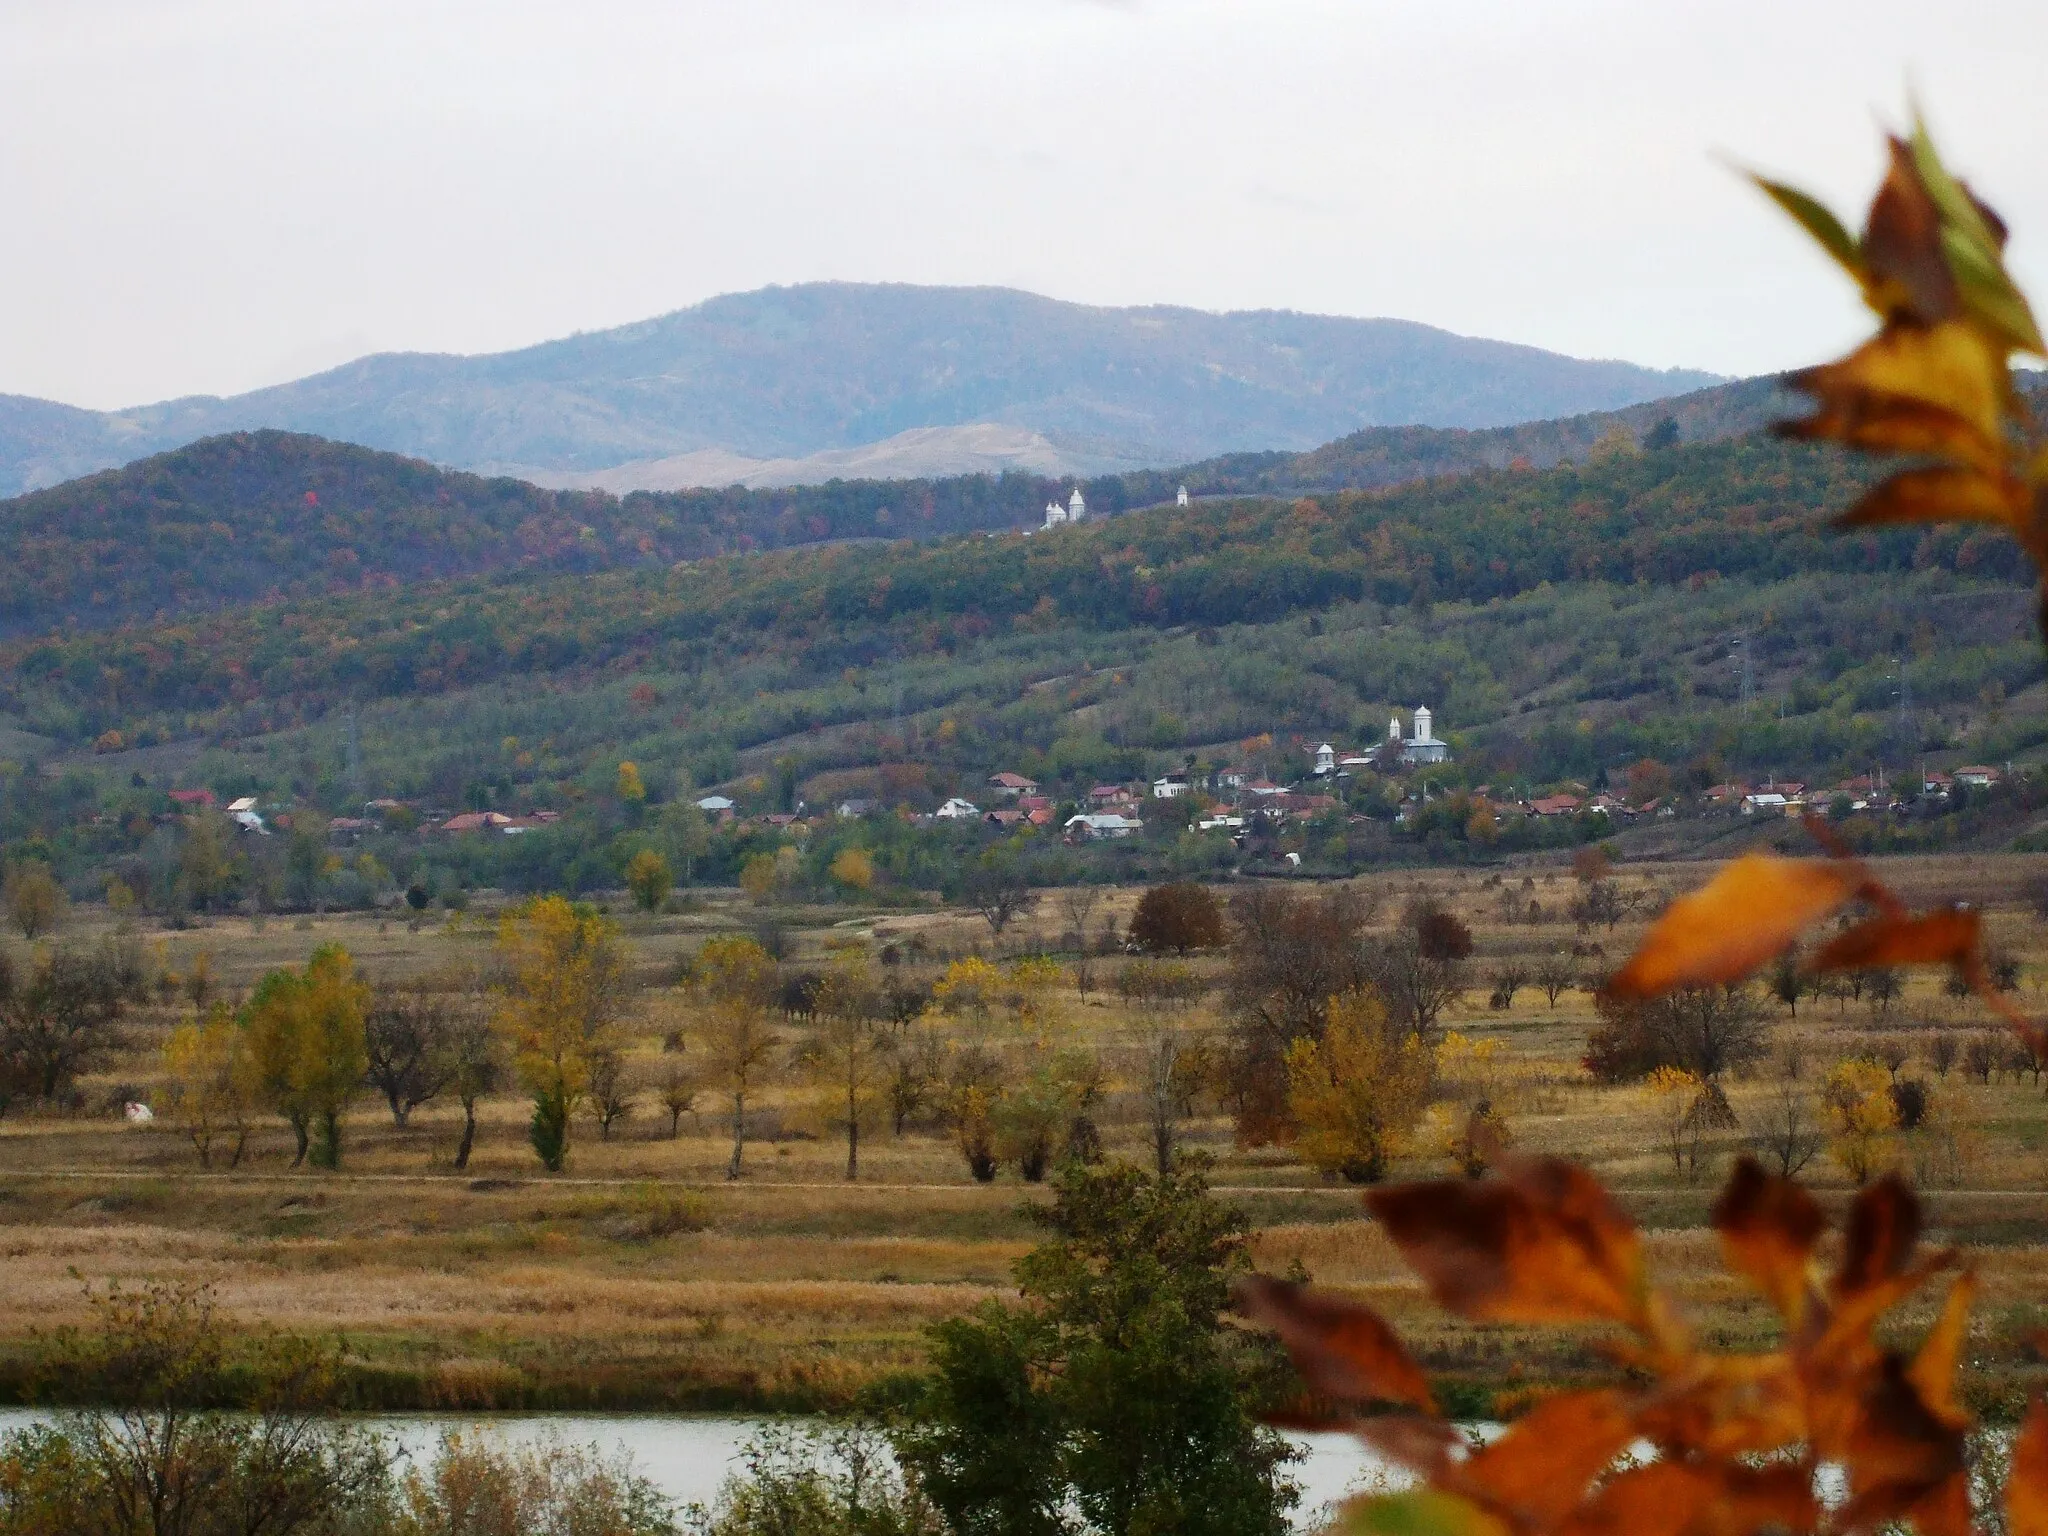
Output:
0 1409 1406 1525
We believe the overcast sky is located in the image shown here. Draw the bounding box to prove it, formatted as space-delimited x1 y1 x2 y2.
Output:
2 0 2044 410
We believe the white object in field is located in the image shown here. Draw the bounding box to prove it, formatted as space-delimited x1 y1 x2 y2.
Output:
124 1102 154 1123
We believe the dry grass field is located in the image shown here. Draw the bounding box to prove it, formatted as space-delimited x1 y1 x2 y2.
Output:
7 853 2048 1416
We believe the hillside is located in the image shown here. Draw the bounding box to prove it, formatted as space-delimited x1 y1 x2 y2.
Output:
2 433 1999 743
0 283 1719 495
0 379 1779 639
3 429 2042 899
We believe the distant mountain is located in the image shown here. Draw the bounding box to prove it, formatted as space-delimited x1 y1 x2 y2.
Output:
0 283 1719 495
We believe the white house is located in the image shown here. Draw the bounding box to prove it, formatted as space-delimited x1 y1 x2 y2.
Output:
1151 773 1190 799
1313 742 1337 776
935 797 981 820
1065 812 1142 840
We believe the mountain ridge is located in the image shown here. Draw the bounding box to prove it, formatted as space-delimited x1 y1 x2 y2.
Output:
0 282 1719 495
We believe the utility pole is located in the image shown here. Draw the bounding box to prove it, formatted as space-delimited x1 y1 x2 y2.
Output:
344 703 363 804
1730 631 1756 708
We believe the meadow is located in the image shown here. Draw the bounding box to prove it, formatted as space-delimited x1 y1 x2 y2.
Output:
6 853 2048 1419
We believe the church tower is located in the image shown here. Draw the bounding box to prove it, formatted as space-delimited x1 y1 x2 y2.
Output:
1068 485 1087 522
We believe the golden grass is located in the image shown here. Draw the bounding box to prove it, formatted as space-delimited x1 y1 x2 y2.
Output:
7 851 2048 1408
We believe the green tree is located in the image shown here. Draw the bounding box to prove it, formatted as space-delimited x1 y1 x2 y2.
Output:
241 945 368 1169
494 897 633 1172
896 1158 1297 1536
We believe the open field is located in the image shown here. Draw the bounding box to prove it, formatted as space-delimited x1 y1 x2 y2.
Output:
8 852 2048 1416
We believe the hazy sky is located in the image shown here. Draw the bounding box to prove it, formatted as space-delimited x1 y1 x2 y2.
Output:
3 0 2045 409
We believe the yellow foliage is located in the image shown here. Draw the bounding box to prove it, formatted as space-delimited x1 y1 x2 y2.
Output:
162 1001 260 1169
1284 989 1434 1184
829 847 875 890
1822 1057 1898 1185
616 761 646 803
494 896 631 1117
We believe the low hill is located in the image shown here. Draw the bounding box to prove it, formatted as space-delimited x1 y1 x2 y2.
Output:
0 380 1779 639
0 283 1719 494
2 433 1941 739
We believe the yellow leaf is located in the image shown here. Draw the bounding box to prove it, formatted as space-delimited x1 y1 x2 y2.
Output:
1341 1490 1510 1536
1834 467 2030 535
1604 854 1860 999
1783 319 2009 468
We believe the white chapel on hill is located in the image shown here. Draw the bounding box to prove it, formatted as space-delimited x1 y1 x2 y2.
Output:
1043 485 1087 530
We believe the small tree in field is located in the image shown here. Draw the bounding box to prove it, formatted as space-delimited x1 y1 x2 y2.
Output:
242 945 368 1169
691 934 779 1179
624 848 671 913
494 897 633 1172
808 957 890 1180
1822 1057 1898 1186
1128 882 1227 956
5 861 66 939
1284 990 1433 1184
161 1001 259 1169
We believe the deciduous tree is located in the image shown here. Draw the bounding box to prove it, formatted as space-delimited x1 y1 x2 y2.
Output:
1284 990 1433 1184
161 1001 259 1169
4 861 66 939
691 934 779 1179
494 897 633 1172
242 945 368 1169
1128 882 1226 956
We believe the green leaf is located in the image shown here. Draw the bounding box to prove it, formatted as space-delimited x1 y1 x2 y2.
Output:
1752 175 1863 277
1341 1491 1509 1536
1942 227 2046 356
1908 118 2045 354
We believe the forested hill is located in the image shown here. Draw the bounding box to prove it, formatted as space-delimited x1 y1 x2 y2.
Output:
0 379 1779 639
12 430 2008 749
0 432 1057 637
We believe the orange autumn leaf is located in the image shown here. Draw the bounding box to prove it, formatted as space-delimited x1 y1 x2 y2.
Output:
1811 907 1981 972
1838 1174 1924 1297
1554 1462 1715 1536
2009 1398 2048 1536
1907 1272 1978 1428
1711 1156 1825 1323
1365 1158 1645 1327
1234 1276 1436 1414
1453 1389 1637 1529
1604 854 1861 999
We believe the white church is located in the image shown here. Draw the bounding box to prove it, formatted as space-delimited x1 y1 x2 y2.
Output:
1043 485 1087 530
1311 706 1451 775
